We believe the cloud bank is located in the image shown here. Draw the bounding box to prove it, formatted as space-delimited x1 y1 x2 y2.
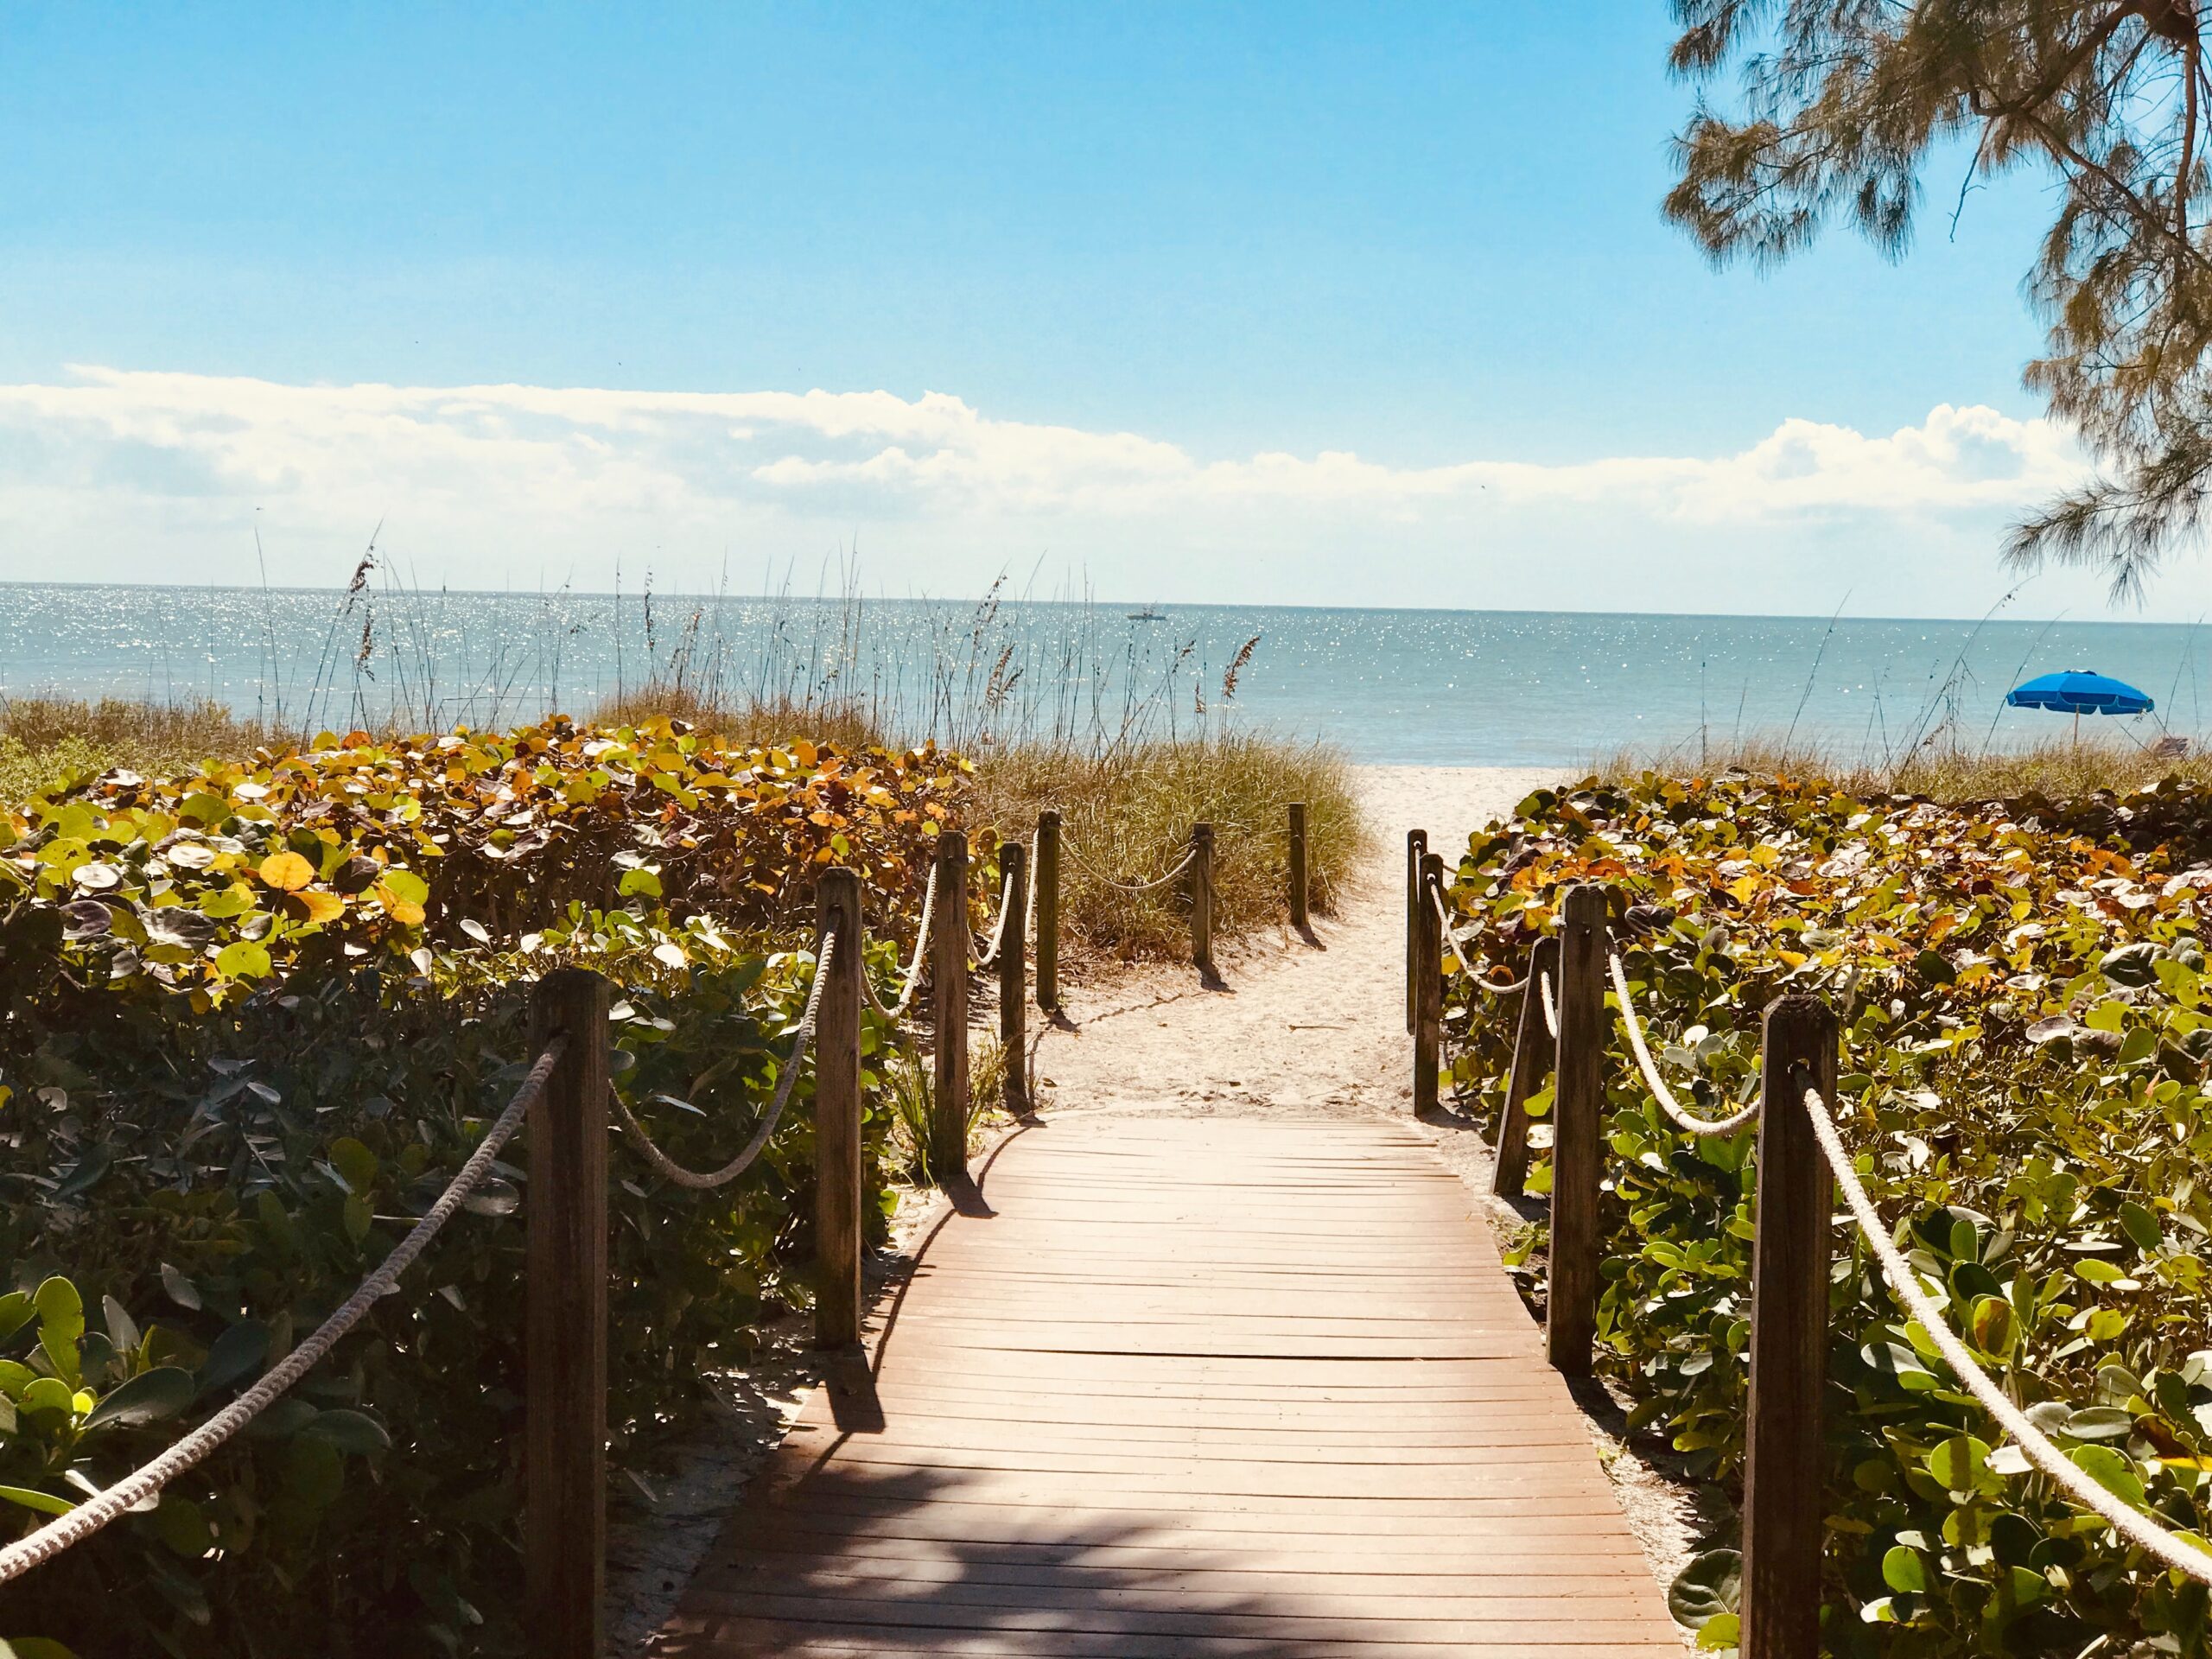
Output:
0 366 2107 617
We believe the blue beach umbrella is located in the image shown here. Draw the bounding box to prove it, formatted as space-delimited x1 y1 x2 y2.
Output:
2005 668 2154 742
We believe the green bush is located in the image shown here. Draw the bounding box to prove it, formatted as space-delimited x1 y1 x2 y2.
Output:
0 905 901 1656
1446 772 2212 1656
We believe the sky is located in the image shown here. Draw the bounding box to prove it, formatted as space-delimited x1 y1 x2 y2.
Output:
0 2 2188 620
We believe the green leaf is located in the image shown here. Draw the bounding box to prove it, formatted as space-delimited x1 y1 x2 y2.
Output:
149 1494 213 1558
300 1408 392 1455
617 867 664 899
0 1292 33 1343
378 867 429 905
33 1278 82 1389
327 1136 378 1195
0 1484 75 1516
213 939 271 980
1926 1434 1993 1493
2120 1200 2163 1254
0 1639 84 1659
198 1321 270 1395
1667 1548 1741 1629
1694 1612 1739 1650
83 1366 195 1431
1882 1544 1931 1593
1970 1295 2018 1357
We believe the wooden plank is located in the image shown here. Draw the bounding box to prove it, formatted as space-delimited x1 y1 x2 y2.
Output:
658 1115 1678 1654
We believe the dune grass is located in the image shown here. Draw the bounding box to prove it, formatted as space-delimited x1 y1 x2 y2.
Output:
971 732 1363 963
1597 729 2212 804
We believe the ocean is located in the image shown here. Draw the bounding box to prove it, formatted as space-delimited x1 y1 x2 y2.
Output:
1 581 2203 769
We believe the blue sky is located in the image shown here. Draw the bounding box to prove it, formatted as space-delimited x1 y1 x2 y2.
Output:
0 3 2160 619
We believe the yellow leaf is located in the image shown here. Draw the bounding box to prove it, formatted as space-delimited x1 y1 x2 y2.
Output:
295 890 345 925
257 850 315 892
1726 875 1761 903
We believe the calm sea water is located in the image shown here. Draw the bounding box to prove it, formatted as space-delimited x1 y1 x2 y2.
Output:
2 581 2206 768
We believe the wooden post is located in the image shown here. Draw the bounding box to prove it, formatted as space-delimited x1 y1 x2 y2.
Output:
1190 821 1215 972
1491 934 1560 1198
525 969 610 1659
813 868 865 1348
1035 810 1061 1013
1741 995 1838 1659
1413 852 1445 1114
1404 829 1427 1033
998 839 1028 1116
929 832 970 1185
1546 882 1609 1376
1287 801 1310 932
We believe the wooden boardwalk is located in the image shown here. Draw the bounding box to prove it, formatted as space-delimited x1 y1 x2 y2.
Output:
658 1116 1681 1656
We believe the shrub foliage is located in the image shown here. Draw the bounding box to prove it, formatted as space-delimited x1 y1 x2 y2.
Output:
0 720 944 1656
1447 771 2212 1656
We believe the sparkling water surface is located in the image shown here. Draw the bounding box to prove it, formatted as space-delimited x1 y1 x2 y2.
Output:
2 581 2206 768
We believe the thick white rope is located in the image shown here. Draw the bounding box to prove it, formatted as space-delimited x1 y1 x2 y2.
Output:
1802 1082 2212 1585
1539 972 1558 1039
1610 953 1760 1135
871 862 936 1020
609 927 837 1191
0 1037 566 1587
1022 831 1039 945
1058 830 1198 894
1426 886 1528 992
972 866 1015 969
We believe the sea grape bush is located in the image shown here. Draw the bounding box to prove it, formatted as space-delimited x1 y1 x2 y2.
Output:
1446 772 2212 1656
0 721 929 1656
0 715 966 1012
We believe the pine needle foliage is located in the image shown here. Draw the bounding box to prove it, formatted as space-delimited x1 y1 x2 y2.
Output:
1666 1 2212 600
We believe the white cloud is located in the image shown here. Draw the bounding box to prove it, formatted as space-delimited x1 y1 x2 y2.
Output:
0 365 2116 616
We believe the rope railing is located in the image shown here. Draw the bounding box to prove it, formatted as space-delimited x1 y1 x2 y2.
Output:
0 1036 567 1589
1608 952 1760 1136
1802 1079 2212 1586
1409 857 2212 1652
973 865 1016 969
1058 828 1199 894
874 861 938 1019
1427 885 1527 991
608 925 839 1190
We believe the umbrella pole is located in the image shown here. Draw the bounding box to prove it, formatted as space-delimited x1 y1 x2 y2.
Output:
2074 711 2081 748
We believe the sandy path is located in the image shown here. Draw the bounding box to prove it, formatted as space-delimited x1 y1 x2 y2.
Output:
1033 766 1554 1120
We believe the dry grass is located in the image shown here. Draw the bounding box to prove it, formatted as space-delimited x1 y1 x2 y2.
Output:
972 733 1364 964
1598 728 2212 804
0 696 294 800
587 685 886 753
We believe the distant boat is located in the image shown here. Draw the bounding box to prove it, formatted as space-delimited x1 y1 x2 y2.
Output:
1127 607 1167 621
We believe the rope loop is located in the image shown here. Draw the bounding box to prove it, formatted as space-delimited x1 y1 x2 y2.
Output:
1058 828 1198 894
0 1035 567 1588
1608 952 1760 1136
1425 884 1528 992
610 925 840 1190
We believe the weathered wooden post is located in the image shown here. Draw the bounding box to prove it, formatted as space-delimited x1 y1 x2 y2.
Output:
1741 994 1838 1659
1546 882 1609 1376
1404 829 1427 1032
814 868 865 1347
929 831 970 1185
1287 801 1310 933
525 968 610 1659
1413 852 1446 1114
999 839 1029 1115
1035 810 1061 1013
1190 821 1216 973
1491 934 1560 1198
